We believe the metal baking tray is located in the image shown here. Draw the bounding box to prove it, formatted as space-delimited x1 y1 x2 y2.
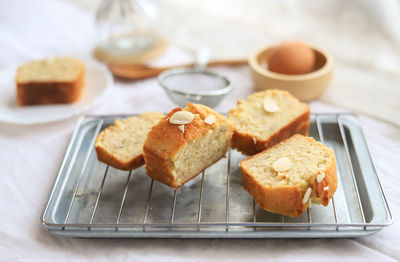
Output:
41 113 393 238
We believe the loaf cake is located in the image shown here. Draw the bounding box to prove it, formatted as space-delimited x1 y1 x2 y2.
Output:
143 103 233 188
240 134 337 217
95 112 165 170
228 89 310 155
15 57 85 105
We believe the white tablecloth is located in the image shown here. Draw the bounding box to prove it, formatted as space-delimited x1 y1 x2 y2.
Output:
0 0 399 261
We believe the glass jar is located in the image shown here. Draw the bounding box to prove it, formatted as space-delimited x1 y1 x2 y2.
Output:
94 0 166 64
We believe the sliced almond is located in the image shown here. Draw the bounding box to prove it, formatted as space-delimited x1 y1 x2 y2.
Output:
263 99 279 113
272 157 291 172
302 187 312 204
324 186 329 191
178 125 185 133
316 172 325 183
169 111 194 125
252 137 257 145
204 114 216 125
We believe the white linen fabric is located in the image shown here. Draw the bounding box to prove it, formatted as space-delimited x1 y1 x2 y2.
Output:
0 0 399 261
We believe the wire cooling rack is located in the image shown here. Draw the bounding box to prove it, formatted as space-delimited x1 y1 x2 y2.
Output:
41 114 392 238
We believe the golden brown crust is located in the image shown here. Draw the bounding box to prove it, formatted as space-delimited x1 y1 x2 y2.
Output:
143 148 178 187
143 108 190 163
143 103 232 188
143 107 202 188
239 134 337 217
311 148 337 206
16 68 85 106
230 108 310 156
241 170 306 216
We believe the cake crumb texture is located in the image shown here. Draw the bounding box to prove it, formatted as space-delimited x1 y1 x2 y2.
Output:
240 134 337 217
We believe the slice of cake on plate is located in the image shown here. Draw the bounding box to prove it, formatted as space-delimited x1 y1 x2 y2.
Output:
16 57 85 105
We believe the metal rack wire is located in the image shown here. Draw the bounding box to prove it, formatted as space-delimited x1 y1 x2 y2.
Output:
42 114 393 238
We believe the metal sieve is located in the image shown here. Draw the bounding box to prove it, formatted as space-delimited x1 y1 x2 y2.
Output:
157 48 234 108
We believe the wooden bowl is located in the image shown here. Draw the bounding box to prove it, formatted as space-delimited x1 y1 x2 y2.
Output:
248 45 334 101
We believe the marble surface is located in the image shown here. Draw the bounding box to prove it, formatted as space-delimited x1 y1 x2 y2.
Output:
0 0 399 261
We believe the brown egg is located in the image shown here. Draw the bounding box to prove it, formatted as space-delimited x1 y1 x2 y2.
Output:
267 41 316 75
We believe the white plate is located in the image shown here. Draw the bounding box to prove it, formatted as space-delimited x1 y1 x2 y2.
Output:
0 61 113 125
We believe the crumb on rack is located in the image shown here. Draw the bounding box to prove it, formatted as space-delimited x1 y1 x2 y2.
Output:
76 187 84 197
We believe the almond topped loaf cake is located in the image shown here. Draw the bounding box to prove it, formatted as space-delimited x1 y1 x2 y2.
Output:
240 134 337 217
15 57 85 105
95 112 165 170
143 103 233 188
228 89 310 155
